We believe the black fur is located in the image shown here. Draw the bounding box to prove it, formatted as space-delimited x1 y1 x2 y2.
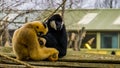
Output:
43 14 67 58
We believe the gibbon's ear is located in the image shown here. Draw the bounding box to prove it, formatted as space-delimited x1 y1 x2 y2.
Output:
50 21 57 30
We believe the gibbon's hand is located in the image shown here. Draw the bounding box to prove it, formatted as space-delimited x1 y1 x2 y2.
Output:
38 37 46 48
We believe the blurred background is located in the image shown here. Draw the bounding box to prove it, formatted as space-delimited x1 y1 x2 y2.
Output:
1 0 120 55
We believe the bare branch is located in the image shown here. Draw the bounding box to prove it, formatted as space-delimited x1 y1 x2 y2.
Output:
43 0 67 23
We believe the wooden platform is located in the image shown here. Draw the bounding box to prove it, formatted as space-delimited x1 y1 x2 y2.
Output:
0 47 120 68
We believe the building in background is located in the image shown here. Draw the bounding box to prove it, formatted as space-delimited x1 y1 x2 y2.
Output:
1 9 120 55
64 9 120 55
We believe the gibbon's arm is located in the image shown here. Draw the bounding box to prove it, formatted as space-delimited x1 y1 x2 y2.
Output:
58 25 67 57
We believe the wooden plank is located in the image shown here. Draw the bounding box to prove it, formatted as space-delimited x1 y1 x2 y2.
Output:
0 64 63 68
1 50 120 63
0 64 27 68
0 59 120 68
27 61 120 68
0 56 120 68
1 47 120 68
60 54 120 63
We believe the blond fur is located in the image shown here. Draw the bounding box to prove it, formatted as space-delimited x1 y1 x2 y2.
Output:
12 21 59 61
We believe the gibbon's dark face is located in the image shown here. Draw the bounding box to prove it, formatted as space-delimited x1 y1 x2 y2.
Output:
49 14 63 31
50 21 63 30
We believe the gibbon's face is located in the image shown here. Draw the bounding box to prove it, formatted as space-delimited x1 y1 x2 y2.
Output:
50 21 63 30
32 21 48 36
49 14 63 31
48 14 63 30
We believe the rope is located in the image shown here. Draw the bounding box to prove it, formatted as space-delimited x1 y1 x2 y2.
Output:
0 53 35 68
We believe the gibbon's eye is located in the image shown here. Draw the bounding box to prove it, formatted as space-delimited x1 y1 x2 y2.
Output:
36 26 39 29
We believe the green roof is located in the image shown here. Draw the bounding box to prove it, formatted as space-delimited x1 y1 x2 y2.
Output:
64 9 120 31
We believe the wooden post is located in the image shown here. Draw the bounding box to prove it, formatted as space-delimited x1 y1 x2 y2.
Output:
25 17 28 23
78 27 86 51
68 32 76 48
0 17 12 46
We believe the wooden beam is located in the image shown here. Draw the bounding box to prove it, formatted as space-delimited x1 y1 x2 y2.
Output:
0 64 62 68
0 59 120 68
1 47 120 68
1 51 120 64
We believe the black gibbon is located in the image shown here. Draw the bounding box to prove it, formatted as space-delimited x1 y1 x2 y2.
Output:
42 14 67 58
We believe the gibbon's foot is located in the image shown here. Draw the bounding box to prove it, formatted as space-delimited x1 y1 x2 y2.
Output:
48 53 59 62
